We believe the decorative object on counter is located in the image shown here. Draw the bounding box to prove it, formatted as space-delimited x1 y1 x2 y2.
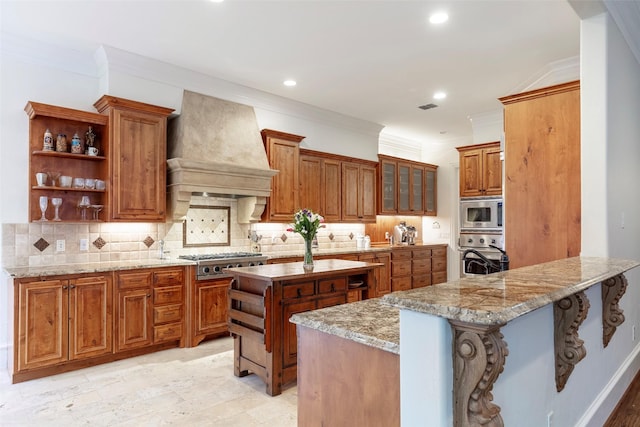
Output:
43 128 54 151
51 197 62 221
56 134 67 152
287 208 325 272
85 126 97 154
47 171 60 187
38 196 48 221
70 132 83 154
35 172 47 187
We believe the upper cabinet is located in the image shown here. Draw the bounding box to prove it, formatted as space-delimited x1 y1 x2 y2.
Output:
377 154 438 216
341 160 377 222
94 96 173 222
299 151 342 223
26 101 109 223
262 129 305 222
457 142 502 198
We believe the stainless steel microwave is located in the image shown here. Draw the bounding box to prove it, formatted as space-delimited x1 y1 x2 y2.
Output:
460 198 503 230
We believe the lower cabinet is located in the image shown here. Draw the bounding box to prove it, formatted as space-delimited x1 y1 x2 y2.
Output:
358 251 391 297
14 274 112 380
390 245 448 291
187 274 230 347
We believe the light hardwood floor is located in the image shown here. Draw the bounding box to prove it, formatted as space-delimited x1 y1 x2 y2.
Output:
0 337 297 426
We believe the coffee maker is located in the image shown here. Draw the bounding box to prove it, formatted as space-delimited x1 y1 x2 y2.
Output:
393 222 417 245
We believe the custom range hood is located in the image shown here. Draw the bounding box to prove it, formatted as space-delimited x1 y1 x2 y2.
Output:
166 91 277 223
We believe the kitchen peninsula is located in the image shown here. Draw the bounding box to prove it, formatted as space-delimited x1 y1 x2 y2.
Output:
227 259 381 396
291 257 639 426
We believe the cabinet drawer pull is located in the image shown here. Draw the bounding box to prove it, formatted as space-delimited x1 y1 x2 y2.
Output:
297 288 302 297
330 283 335 292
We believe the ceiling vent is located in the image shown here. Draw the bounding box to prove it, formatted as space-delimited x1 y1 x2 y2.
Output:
418 103 438 110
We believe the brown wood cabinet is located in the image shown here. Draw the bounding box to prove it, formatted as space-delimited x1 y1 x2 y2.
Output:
94 95 173 222
378 154 438 216
457 141 502 198
187 272 230 347
25 101 109 222
229 260 378 396
358 251 391 297
342 161 377 222
390 245 447 291
261 129 305 222
15 274 112 375
499 81 581 269
299 151 342 222
115 267 185 352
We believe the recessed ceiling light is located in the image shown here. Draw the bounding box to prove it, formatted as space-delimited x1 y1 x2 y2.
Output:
433 91 447 100
283 80 297 87
429 12 449 24
210 0 224 3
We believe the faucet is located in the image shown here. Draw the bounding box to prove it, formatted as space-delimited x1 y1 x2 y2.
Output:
159 239 169 260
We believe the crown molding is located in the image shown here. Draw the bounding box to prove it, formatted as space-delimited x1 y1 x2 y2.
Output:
510 56 580 94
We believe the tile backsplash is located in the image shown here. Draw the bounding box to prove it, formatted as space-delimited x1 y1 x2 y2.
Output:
2 196 365 268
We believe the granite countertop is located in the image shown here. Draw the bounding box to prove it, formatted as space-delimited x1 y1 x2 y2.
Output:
383 256 639 325
227 258 381 281
290 298 399 354
265 242 446 259
4 258 196 278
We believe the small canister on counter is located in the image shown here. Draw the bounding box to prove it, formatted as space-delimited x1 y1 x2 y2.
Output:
364 235 371 249
43 128 54 151
56 134 67 152
70 132 83 154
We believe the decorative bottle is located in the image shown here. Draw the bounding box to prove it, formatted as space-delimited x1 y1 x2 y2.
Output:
70 132 83 154
43 129 54 151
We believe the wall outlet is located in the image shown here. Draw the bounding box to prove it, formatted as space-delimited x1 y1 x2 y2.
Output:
80 238 89 251
56 239 65 252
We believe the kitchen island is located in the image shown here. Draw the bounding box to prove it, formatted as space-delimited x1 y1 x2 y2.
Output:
227 259 381 396
291 257 639 426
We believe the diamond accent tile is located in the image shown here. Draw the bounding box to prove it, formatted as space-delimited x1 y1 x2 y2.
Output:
280 233 288 242
329 233 335 241
349 232 354 240
34 238 49 252
143 236 155 248
93 237 106 250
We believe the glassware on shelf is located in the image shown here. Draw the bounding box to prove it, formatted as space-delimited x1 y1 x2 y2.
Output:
78 195 91 221
90 204 103 221
51 198 62 221
38 196 48 221
47 171 61 187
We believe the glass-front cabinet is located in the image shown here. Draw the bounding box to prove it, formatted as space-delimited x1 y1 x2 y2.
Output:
377 154 438 216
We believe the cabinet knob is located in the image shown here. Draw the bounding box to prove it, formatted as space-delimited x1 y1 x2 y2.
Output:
69 285 75 289
147 294 151 298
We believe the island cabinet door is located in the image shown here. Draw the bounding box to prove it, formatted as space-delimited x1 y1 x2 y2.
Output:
282 299 316 368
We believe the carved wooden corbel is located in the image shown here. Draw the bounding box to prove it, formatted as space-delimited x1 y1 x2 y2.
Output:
602 273 628 347
450 321 509 427
554 291 590 392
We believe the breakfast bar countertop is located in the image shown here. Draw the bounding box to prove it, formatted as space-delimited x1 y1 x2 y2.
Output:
383 256 639 325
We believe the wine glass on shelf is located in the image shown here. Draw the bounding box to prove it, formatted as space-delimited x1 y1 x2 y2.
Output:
38 196 48 221
47 171 61 188
78 195 91 221
90 204 103 221
52 198 62 221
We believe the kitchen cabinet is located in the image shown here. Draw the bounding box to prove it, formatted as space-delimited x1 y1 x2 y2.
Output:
187 271 230 347
378 154 438 216
358 251 391 297
228 260 378 396
93 95 173 222
390 245 447 291
342 161 377 222
25 101 109 223
15 274 112 376
299 151 342 222
115 266 185 352
499 81 580 269
457 141 502 197
261 129 305 222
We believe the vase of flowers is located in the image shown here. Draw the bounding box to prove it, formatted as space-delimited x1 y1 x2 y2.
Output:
288 208 325 272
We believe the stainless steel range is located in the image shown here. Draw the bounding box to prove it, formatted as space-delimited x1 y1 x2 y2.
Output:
179 252 268 280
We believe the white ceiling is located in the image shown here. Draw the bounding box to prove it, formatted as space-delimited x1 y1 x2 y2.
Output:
1 0 582 143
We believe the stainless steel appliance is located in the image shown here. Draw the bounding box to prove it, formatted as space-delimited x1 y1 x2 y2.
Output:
459 232 509 276
394 221 417 245
179 252 268 280
459 198 503 231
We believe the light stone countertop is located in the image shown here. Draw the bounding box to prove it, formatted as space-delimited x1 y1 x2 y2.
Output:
265 242 446 259
227 258 381 281
383 256 640 325
4 258 196 278
290 298 399 354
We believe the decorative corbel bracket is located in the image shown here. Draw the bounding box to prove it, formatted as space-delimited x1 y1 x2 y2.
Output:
602 273 628 347
554 291 590 392
449 320 509 427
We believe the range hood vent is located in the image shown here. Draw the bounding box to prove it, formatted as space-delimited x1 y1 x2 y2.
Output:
166 91 277 223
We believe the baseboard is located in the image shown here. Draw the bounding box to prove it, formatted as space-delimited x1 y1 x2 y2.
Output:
576 342 640 427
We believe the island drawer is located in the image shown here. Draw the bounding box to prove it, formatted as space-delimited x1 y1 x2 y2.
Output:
117 271 152 289
154 304 183 324
318 278 347 294
283 281 315 299
154 285 183 305
153 269 184 286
